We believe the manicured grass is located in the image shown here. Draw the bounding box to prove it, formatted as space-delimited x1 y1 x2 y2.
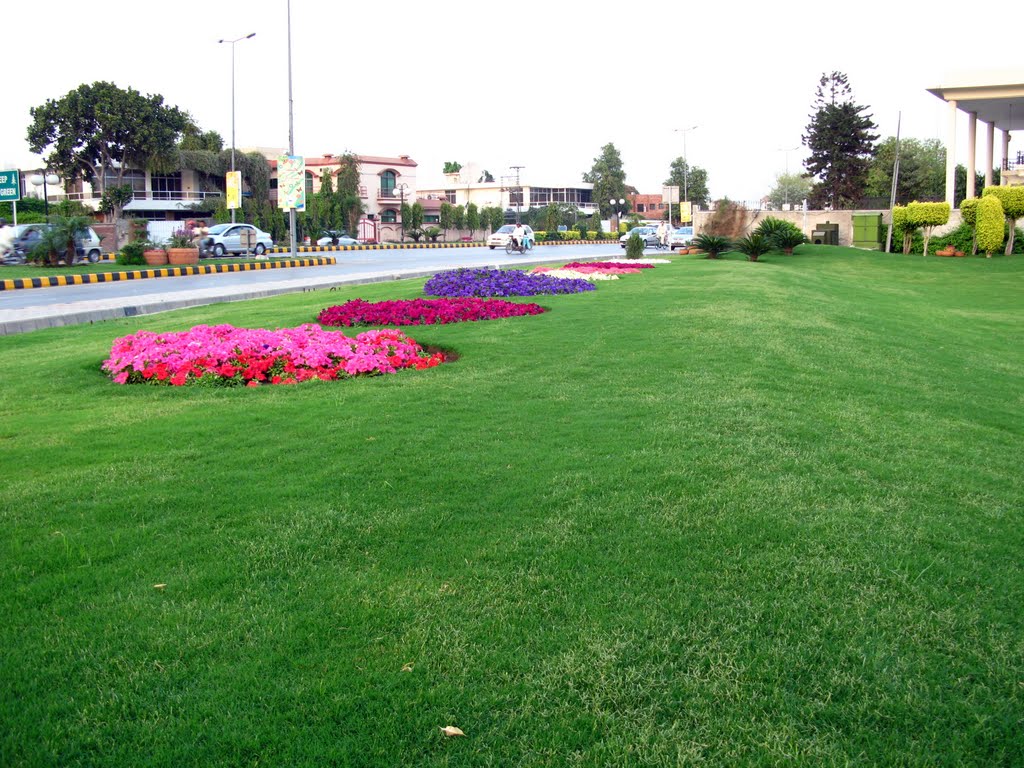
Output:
0 256 306 280
1 247 1022 766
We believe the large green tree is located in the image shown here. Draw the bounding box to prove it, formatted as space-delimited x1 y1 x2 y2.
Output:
583 143 628 217
664 157 709 208
802 72 878 209
27 82 190 234
766 172 813 210
865 137 945 204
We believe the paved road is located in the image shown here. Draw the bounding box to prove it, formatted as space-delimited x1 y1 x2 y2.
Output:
0 243 627 335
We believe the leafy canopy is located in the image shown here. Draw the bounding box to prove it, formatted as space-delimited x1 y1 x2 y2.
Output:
583 143 628 217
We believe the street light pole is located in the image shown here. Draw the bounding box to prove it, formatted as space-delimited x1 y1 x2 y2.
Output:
30 171 60 219
219 32 255 224
287 0 297 259
395 183 409 240
777 145 800 208
674 125 698 203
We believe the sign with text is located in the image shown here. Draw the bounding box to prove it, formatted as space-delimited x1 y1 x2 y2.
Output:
226 171 241 210
661 185 679 204
0 170 21 202
678 201 692 223
277 155 305 211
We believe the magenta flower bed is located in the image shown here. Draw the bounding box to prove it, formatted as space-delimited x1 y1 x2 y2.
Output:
317 297 546 327
102 324 444 387
561 261 656 270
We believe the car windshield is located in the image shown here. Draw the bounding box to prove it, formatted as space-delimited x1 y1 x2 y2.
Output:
496 225 514 233
207 224 230 235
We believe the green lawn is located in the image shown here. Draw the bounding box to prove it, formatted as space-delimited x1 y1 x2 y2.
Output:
0 256 312 280
1 247 1021 766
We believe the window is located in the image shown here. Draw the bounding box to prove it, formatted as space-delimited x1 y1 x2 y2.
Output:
509 188 523 207
381 208 397 223
531 187 551 206
151 172 182 200
424 214 440 223
102 170 146 194
381 170 396 197
445 190 456 203
305 171 315 198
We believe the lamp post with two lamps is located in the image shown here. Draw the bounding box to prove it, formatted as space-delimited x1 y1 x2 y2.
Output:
29 171 60 219
674 125 699 204
609 197 626 234
395 182 409 240
218 32 256 224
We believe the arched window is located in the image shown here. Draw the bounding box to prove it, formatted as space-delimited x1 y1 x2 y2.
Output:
380 208 397 223
380 170 396 197
305 171 315 198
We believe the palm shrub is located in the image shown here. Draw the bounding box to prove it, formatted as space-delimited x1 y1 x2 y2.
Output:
753 217 806 253
425 226 442 243
692 233 731 259
30 215 94 267
625 232 644 259
734 233 771 262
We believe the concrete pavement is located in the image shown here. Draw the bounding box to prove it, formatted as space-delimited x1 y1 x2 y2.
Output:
0 243 625 335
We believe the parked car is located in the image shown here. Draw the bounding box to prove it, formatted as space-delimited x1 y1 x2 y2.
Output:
201 223 274 256
316 230 359 247
669 226 695 250
619 226 660 248
487 224 534 250
4 223 104 264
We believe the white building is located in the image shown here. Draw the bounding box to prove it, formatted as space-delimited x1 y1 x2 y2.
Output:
417 168 597 217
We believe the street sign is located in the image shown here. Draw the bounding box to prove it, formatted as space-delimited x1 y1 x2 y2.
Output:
661 185 679 204
0 170 21 202
226 171 241 209
277 155 305 211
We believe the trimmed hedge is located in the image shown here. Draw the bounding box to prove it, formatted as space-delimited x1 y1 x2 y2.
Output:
976 195 1005 257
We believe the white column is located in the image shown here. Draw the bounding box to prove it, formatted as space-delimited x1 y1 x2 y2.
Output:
966 112 977 201
985 122 995 188
945 100 957 208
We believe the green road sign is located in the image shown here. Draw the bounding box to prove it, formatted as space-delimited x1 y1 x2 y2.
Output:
0 170 21 202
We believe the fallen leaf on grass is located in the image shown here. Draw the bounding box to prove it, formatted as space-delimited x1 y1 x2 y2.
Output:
401 662 414 672
153 584 167 590
439 726 465 737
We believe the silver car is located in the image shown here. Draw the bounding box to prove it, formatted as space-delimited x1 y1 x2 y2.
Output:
619 226 660 248
203 223 274 256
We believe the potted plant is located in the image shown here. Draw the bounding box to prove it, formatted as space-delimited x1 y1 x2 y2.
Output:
166 226 199 265
143 240 168 266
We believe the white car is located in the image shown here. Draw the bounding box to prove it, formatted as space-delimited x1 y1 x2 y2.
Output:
202 223 274 256
669 226 694 250
487 224 534 249
317 231 359 247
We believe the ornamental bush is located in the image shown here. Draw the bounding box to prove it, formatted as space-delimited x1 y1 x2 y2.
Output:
982 186 1024 255
960 198 979 255
976 194 1005 257
317 298 546 327
423 268 596 297
906 201 950 257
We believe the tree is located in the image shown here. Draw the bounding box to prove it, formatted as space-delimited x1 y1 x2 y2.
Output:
27 82 190 245
335 153 361 197
865 137 945 204
443 161 462 174
583 143 628 217
982 186 1024 255
439 202 453 239
408 202 424 232
451 204 465 232
179 126 224 152
665 157 710 208
802 72 878 209
767 172 813 210
465 203 480 239
478 170 494 183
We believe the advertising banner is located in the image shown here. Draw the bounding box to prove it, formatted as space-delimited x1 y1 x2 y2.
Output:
277 156 305 211
226 171 241 210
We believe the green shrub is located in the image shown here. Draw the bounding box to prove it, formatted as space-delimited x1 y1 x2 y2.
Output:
425 226 441 243
753 217 806 253
976 195 1004 257
625 232 644 259
117 241 147 266
982 186 1024 255
734 233 771 262
906 201 950 257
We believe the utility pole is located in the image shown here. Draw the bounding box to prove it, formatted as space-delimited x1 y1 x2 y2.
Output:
287 0 297 259
510 165 524 223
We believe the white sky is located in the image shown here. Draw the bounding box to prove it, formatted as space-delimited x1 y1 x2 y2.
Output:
2 0 1018 201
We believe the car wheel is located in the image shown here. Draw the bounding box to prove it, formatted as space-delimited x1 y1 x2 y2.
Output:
87 249 101 263
213 243 226 257
489 245 495 250
254 244 266 256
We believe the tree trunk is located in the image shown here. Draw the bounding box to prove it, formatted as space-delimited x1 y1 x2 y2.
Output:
1006 217 1017 256
902 231 912 255
922 227 931 257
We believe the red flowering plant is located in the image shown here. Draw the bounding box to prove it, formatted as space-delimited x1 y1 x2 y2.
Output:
101 324 445 387
317 297 546 327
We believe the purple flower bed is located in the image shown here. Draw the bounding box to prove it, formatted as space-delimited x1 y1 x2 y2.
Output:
317 297 546 327
423 268 596 298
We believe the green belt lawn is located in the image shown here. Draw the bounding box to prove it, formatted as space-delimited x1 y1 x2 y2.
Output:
1 247 1021 766
0 256 312 279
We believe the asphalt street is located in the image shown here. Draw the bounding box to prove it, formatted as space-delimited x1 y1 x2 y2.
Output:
0 243 627 335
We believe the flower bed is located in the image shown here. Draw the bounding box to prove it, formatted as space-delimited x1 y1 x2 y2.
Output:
317 297 546 327
102 324 444 386
531 267 621 281
423 268 595 297
561 261 657 270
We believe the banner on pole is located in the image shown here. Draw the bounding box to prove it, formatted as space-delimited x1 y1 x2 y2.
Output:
226 171 242 210
679 201 692 223
277 156 305 211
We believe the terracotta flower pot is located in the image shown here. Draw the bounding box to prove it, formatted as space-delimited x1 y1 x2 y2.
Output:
143 249 168 266
167 247 199 266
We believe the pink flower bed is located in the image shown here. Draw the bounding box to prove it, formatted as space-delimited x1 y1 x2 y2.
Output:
317 297 546 327
102 324 444 387
561 261 656 270
533 265 642 275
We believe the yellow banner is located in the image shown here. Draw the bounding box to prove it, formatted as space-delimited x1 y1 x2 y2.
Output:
226 171 241 210
679 201 692 223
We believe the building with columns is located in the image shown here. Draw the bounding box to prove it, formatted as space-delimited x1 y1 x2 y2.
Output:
927 74 1023 207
